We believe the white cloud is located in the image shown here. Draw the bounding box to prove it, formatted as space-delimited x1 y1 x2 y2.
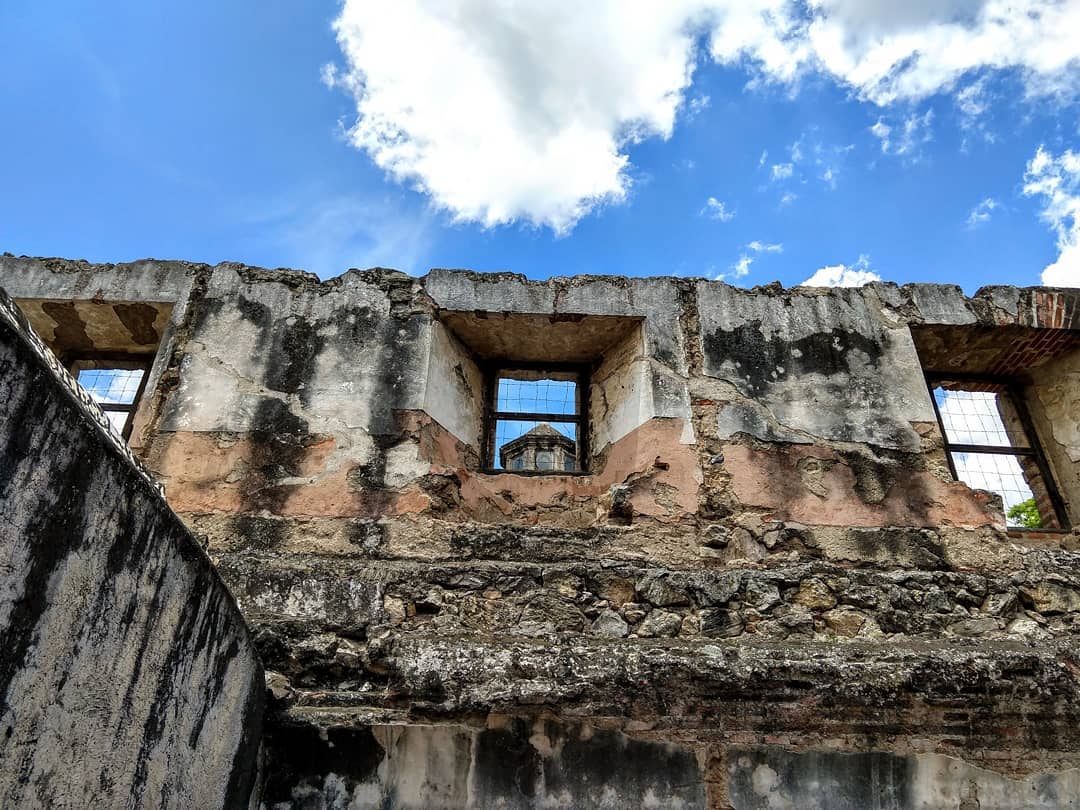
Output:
780 191 798 206
320 63 339 90
1022 146 1080 287
952 452 1032 518
790 139 804 163
956 77 990 122
725 0 1080 106
966 197 998 228
771 162 794 180
956 81 998 149
870 110 934 157
747 240 783 253
800 255 882 287
716 254 755 282
81 369 144 406
935 389 1011 446
869 119 891 148
328 1 1080 232
716 240 783 281
792 133 852 188
955 75 998 145
687 94 711 116
329 1 712 234
701 196 735 221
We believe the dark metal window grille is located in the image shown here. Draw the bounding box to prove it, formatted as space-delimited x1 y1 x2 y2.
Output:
69 355 152 441
927 373 1069 530
482 362 590 474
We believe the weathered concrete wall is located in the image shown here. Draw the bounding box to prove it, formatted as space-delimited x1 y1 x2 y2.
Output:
1030 348 1080 515
699 282 931 450
4 255 1080 809
261 720 706 809
0 286 263 809
726 748 1080 810
423 320 483 449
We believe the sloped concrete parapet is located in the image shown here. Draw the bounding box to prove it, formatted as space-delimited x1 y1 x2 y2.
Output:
0 286 264 809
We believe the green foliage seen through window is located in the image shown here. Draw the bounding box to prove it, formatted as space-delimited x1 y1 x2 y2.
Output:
1006 498 1042 529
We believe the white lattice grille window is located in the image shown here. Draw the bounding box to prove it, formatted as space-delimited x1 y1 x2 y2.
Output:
485 365 587 473
72 359 150 440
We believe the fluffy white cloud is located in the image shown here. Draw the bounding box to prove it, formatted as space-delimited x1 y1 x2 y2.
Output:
966 197 998 228
329 0 714 234
800 256 883 287
712 1 1080 106
701 197 735 221
1022 146 1080 287
328 1 1080 232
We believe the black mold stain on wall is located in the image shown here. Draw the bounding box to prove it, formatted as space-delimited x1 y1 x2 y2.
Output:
113 302 161 345
728 748 913 810
41 300 93 351
702 320 914 447
0 352 93 714
260 720 707 809
540 726 706 808
261 726 385 806
471 719 541 802
703 322 886 395
264 313 325 401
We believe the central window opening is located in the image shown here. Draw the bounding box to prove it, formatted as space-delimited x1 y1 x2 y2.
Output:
484 366 588 473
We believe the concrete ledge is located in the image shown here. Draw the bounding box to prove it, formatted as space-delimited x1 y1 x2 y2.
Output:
369 634 1080 750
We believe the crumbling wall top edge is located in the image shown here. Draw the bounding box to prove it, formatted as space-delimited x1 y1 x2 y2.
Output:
6 254 1077 314
1 253 211 277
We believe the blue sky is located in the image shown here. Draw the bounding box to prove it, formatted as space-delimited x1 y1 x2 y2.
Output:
3 1 1080 290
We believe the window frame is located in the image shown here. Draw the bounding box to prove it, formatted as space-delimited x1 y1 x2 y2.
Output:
65 352 153 441
481 360 591 475
925 371 1070 530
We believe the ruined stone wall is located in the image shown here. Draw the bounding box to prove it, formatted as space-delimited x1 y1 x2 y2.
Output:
3 255 1080 809
0 284 264 809
1030 347 1080 511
